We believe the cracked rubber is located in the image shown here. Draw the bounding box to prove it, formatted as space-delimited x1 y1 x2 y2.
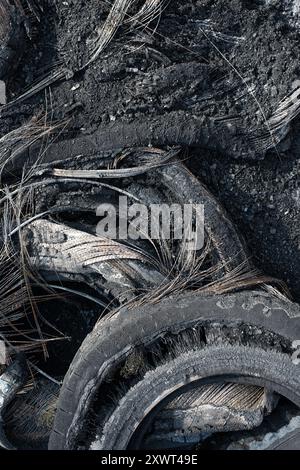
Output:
96 346 300 450
49 290 300 450
267 429 300 450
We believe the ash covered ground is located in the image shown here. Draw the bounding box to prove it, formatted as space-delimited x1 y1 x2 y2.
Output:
1 0 300 299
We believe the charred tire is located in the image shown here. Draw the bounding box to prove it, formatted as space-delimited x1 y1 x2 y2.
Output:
49 290 300 450
24 160 249 298
267 429 300 450
156 164 248 271
92 347 300 450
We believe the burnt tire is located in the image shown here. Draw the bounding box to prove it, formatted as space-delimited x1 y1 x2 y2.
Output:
23 160 249 302
49 290 300 450
267 429 300 450
93 347 300 450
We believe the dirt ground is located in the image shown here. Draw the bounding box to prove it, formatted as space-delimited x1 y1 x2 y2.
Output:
1 0 300 299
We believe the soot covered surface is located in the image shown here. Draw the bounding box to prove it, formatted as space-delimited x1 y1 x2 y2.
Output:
0 0 300 298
